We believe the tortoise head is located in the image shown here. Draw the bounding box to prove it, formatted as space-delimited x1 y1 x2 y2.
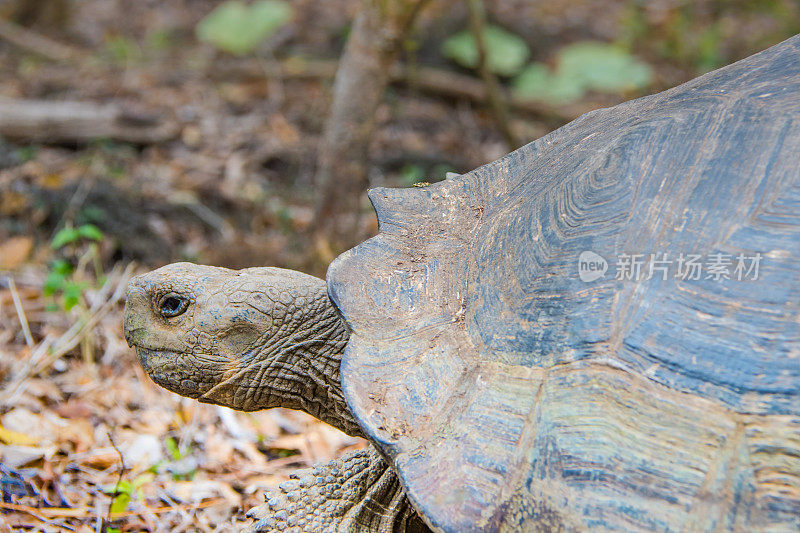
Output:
123 262 360 434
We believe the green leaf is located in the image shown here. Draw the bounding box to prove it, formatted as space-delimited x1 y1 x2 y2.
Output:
197 0 293 56
146 29 176 52
109 492 130 514
43 271 66 296
431 163 456 183
103 36 141 65
103 479 131 495
442 25 530 77
79 205 107 223
695 24 723 73
171 468 197 481
15 146 37 163
557 41 652 92
51 259 74 276
77 224 104 241
400 164 425 186
61 281 86 311
165 437 181 460
250 0 293 33
513 41 652 105
51 224 103 250
512 63 585 104
62 295 79 311
51 227 80 249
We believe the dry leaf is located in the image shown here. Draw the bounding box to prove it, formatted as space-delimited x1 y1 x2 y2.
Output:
0 444 57 468
2 408 55 444
53 399 92 419
268 114 299 145
0 236 33 269
0 424 39 446
170 479 240 504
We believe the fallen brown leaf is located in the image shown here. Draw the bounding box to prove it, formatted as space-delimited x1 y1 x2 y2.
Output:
0 236 33 269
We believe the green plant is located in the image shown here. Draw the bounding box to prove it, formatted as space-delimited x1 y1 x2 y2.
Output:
146 437 196 480
197 0 293 56
695 23 723 73
14 145 38 163
50 224 103 250
430 163 456 182
145 28 177 52
617 2 648 53
44 224 105 311
43 260 85 312
400 164 426 186
513 41 653 105
164 436 189 461
102 35 142 65
77 140 134 183
513 63 584 104
442 25 530 77
104 473 154 514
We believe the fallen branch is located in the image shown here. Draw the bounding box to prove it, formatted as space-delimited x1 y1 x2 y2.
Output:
0 98 178 144
393 64 595 122
0 18 81 62
211 57 590 122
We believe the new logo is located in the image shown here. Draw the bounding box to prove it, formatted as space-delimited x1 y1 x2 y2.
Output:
578 251 608 282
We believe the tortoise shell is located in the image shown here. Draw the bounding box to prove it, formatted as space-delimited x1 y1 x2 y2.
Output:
328 35 800 531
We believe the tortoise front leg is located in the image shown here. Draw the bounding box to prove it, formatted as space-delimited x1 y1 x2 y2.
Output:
247 447 429 532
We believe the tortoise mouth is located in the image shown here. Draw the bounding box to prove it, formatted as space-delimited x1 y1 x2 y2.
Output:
135 347 203 400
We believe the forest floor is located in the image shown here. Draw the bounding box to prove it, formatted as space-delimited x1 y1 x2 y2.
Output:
0 0 797 531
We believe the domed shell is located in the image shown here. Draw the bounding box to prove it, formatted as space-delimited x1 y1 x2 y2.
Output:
328 35 800 532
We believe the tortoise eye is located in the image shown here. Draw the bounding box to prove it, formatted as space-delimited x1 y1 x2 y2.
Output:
159 295 188 318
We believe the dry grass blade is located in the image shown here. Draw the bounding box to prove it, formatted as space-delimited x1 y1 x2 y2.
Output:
0 262 136 406
7 277 34 348
0 499 227 519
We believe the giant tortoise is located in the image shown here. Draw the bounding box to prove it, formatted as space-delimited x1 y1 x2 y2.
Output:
123 34 800 531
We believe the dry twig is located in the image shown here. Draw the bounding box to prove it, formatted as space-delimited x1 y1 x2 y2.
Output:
0 18 81 62
106 432 127 528
7 277 34 348
211 57 584 123
465 0 520 148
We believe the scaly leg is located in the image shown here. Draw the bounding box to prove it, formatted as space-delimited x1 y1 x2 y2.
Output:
247 446 429 532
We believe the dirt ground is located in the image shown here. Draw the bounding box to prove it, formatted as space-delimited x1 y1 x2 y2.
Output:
1 0 798 531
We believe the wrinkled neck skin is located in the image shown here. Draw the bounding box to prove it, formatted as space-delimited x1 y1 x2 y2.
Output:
123 262 364 438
